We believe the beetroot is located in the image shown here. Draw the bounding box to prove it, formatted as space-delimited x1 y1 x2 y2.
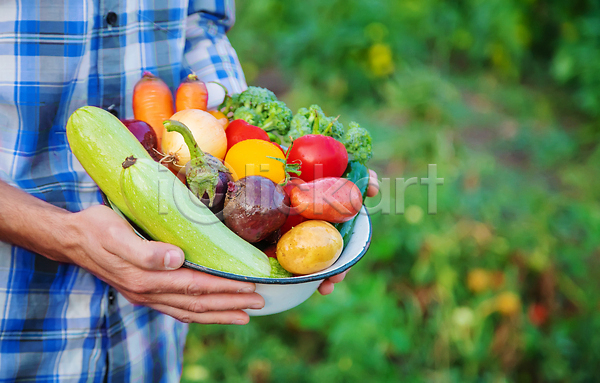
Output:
223 176 289 243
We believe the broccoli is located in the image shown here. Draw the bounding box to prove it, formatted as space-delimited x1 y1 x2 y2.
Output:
232 106 261 126
220 86 292 136
260 100 293 136
288 110 312 140
344 122 373 165
288 105 345 142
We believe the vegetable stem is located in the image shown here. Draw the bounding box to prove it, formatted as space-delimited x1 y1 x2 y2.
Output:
163 120 205 162
122 156 137 169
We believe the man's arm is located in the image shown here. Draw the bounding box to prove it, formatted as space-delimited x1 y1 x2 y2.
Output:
0 180 264 324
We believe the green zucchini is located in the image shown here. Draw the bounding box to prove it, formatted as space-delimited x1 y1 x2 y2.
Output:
66 106 151 226
66 106 271 277
120 156 271 277
334 161 370 248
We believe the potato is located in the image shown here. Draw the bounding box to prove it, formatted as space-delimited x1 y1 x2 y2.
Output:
276 220 343 275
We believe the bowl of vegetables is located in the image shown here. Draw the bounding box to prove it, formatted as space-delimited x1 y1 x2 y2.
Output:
101 193 371 316
67 77 375 316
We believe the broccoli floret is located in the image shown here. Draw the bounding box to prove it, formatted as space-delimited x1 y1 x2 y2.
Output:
269 257 293 278
288 105 344 141
288 111 312 141
220 86 292 136
316 114 345 142
237 86 277 110
344 122 373 164
220 92 240 116
260 100 293 136
232 106 261 125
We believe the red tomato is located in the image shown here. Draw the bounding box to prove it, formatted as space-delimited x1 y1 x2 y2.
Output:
263 244 278 258
290 177 362 223
280 207 307 235
286 134 348 182
225 119 270 152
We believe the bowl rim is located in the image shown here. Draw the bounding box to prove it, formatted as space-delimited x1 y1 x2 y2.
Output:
100 191 372 285
183 210 371 284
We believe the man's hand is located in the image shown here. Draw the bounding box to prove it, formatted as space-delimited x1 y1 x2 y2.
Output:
0 181 264 325
317 168 379 295
65 205 264 324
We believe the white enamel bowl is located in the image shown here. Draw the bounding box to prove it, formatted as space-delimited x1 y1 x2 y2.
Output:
101 194 372 316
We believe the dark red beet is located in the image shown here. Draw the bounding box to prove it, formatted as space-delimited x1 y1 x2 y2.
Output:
121 119 160 160
223 176 289 243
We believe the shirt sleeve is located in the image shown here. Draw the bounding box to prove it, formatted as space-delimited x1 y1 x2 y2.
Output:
184 0 248 95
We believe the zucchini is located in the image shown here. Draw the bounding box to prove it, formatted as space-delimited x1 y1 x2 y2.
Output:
66 106 271 277
334 161 370 248
120 156 271 276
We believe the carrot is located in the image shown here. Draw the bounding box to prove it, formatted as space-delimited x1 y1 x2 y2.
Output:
132 71 174 143
175 73 208 112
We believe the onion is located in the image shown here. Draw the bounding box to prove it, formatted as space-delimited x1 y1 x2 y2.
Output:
161 109 227 166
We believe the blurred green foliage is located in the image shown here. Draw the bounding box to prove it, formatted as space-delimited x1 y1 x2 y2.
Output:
182 0 600 381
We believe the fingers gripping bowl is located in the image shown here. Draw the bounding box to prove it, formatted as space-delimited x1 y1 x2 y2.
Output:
101 193 372 316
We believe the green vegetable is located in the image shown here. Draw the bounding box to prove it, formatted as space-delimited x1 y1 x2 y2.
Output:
163 119 230 206
220 86 293 136
334 161 370 248
288 105 344 142
269 257 293 278
232 106 261 125
289 105 373 165
66 106 271 278
66 106 153 227
343 122 373 165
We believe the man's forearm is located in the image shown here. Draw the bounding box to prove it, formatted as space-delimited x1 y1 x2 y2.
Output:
0 180 75 263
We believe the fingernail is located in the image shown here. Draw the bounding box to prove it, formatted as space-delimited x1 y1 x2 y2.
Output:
237 286 255 293
250 302 264 309
232 319 247 325
164 250 184 270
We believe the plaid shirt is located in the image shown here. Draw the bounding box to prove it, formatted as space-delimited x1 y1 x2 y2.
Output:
0 0 247 381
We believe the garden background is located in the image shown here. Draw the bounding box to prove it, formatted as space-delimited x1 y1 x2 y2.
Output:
182 1 600 382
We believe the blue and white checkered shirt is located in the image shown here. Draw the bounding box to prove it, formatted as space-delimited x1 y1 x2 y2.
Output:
0 0 247 381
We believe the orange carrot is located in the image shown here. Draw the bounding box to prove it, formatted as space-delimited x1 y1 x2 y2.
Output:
132 71 174 142
175 73 208 112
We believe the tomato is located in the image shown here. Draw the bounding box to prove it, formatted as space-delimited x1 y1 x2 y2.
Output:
279 207 306 235
225 119 270 152
224 139 287 184
286 134 348 182
290 177 362 223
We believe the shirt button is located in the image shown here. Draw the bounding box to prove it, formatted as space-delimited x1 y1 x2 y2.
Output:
106 104 119 118
106 12 118 27
108 289 115 305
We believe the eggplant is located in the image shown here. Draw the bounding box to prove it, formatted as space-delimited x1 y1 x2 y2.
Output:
199 168 232 218
223 176 289 243
163 119 231 211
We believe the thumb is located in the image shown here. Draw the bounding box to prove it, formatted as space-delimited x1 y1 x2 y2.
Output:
112 230 185 271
